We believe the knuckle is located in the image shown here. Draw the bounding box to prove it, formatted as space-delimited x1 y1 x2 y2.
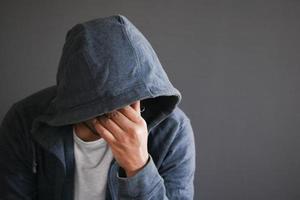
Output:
130 132 138 140
138 118 146 125
117 134 125 141
122 136 130 143
127 126 136 133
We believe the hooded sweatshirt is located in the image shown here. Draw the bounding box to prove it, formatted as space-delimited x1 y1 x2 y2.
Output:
0 14 196 200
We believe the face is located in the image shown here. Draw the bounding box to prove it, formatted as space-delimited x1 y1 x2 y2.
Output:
78 100 145 137
80 108 125 137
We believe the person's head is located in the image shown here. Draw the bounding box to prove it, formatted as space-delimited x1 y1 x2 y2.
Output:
73 100 144 140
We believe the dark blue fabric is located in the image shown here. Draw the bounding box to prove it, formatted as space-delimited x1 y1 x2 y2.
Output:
0 15 196 199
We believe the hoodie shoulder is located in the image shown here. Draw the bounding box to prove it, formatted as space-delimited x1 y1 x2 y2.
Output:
7 85 57 129
166 106 191 126
14 85 56 110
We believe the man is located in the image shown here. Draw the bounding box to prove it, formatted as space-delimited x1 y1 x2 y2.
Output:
0 14 196 199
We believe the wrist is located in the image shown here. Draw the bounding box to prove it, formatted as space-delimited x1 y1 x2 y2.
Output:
125 154 150 177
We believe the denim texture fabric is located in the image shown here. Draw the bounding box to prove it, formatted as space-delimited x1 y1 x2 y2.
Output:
0 15 196 199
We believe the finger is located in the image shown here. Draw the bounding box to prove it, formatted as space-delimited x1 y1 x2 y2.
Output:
92 119 116 144
97 115 125 140
118 105 141 123
82 121 102 138
104 110 135 132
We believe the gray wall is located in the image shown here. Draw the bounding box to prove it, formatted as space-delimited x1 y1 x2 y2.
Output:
1 0 299 199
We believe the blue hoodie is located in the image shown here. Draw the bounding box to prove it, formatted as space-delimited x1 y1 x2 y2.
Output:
0 14 196 199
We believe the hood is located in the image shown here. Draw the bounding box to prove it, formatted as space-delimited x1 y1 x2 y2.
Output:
31 14 182 133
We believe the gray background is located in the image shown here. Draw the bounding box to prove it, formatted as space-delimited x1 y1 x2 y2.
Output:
1 0 299 199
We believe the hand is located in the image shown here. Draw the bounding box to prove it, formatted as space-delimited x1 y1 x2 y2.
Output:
92 100 149 177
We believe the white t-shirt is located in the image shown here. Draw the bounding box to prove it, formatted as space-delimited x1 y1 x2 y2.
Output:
73 126 114 200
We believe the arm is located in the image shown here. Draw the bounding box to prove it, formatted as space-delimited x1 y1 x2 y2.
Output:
0 103 37 199
113 119 196 199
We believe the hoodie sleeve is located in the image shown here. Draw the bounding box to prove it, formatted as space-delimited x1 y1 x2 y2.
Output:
112 118 196 199
0 103 37 199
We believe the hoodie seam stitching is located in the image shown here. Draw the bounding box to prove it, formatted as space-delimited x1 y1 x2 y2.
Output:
81 23 102 93
120 22 149 95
